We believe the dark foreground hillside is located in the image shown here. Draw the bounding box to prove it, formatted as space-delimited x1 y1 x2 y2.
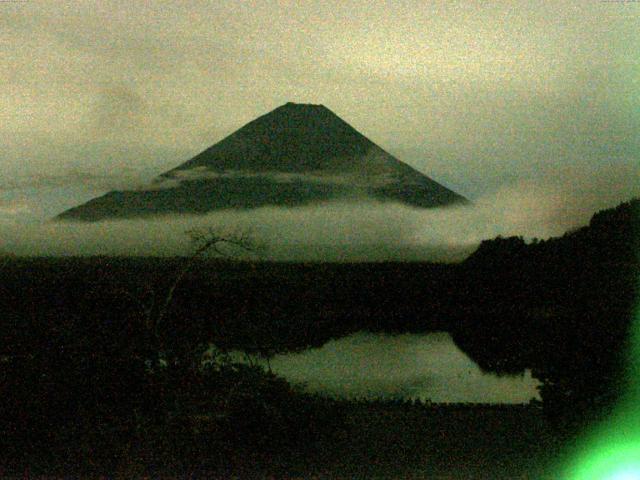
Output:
207 402 561 479
301 402 560 480
1 337 561 478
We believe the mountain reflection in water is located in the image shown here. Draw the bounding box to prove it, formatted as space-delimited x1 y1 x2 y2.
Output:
231 331 541 404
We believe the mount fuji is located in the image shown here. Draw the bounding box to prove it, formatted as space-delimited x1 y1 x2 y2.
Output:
56 102 468 221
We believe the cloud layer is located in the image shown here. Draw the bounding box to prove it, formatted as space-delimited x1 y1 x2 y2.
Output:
2 165 638 262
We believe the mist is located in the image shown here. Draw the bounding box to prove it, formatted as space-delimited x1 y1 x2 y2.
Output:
2 166 638 261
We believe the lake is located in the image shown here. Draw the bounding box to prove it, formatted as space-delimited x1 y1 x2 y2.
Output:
230 331 542 403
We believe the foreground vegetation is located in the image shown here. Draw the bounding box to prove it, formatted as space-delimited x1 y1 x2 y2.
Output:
1 349 560 478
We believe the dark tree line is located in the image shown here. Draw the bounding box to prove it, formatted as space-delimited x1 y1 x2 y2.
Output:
449 198 640 431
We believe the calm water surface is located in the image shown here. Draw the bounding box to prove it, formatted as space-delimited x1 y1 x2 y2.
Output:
235 331 542 403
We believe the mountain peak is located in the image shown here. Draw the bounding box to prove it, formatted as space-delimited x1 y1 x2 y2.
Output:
264 101 338 121
168 102 372 174
56 104 468 221
282 101 325 108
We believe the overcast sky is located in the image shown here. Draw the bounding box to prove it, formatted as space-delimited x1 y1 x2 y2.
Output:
1 0 639 227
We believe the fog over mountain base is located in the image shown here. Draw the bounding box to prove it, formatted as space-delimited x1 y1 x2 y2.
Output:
2 172 638 261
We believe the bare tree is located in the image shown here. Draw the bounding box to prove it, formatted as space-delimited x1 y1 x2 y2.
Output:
113 227 260 371
111 228 262 473
156 227 259 335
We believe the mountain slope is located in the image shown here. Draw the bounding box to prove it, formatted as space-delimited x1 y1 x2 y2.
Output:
56 102 468 221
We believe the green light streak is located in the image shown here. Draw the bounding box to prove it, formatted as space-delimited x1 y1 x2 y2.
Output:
563 277 640 480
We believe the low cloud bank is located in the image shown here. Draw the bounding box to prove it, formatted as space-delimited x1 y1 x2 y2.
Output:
1 169 638 261
148 166 400 190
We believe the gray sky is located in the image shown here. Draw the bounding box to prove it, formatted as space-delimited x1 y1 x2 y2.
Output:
1 0 639 229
